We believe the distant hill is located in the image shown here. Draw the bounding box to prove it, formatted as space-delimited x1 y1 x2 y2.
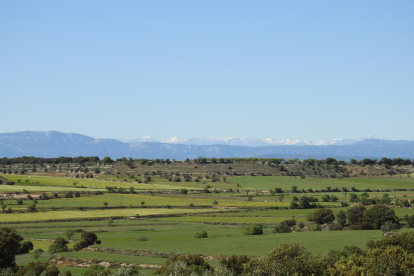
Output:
0 131 413 160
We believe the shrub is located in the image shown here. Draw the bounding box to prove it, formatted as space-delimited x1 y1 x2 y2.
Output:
137 236 148 241
310 224 321 231
274 219 296 233
242 224 263 235
33 249 43 259
194 231 208 238
95 240 102 244
73 240 89 251
220 255 251 276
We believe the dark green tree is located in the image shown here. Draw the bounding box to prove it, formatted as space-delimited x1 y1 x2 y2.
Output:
0 227 24 268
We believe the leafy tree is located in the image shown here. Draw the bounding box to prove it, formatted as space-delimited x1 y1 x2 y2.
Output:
220 255 251 276
347 206 366 225
19 241 34 254
363 204 399 229
17 261 60 276
81 232 98 245
48 237 69 254
349 193 359 202
336 210 347 226
102 156 114 164
0 227 24 268
141 201 145 207
65 229 75 240
311 209 335 224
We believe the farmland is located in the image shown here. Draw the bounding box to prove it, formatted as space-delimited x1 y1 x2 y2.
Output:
1 158 414 275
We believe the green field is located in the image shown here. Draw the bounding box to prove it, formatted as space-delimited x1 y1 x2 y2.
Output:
2 172 414 274
0 208 218 222
227 176 414 191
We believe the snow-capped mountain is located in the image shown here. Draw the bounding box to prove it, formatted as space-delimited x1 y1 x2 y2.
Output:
116 135 406 147
117 136 367 147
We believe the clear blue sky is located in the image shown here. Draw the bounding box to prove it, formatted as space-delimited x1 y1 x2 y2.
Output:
1 1 413 141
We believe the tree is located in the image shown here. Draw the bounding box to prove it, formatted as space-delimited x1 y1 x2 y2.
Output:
103 201 108 207
48 237 70 254
277 194 284 207
311 209 335 224
65 229 75 240
337 210 347 226
349 193 359 202
363 204 399 229
102 156 114 164
291 186 298 193
220 255 251 276
0 227 24 268
19 241 34 254
347 206 366 225
140 201 145 207
81 232 98 245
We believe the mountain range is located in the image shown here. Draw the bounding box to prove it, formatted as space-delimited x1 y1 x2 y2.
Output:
117 136 377 147
0 131 413 160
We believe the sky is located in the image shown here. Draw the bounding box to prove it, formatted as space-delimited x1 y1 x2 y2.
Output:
1 1 413 141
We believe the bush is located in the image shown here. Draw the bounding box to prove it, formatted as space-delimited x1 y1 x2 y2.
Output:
274 219 296 233
380 221 395 232
242 224 263 235
310 224 321 231
33 249 43 259
220 255 251 276
194 231 208 238
95 239 102 244
81 232 98 245
72 240 89 251
138 236 148 241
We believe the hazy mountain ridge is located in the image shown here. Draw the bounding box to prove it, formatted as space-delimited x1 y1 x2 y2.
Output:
0 131 413 160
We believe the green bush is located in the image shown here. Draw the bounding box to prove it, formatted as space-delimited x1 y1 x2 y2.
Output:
73 240 89 251
310 224 321 231
194 231 208 238
242 224 263 235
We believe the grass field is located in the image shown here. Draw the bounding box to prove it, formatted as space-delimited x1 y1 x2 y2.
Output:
227 176 414 191
0 208 219 222
2 172 414 274
1 174 200 191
